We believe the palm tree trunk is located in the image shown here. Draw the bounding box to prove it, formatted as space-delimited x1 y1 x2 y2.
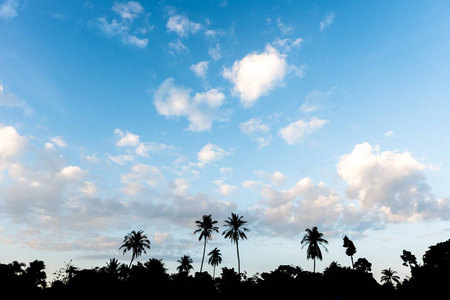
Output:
213 265 216 279
313 258 316 273
200 238 206 272
236 239 240 274
351 255 354 269
129 252 135 268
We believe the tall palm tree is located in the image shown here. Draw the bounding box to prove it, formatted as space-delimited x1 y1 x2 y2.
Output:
194 214 219 272
381 268 400 286
177 255 193 274
119 230 151 268
208 247 222 278
301 226 328 273
222 213 249 274
343 236 357 269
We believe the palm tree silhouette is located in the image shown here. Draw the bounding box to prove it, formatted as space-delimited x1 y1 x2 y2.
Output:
177 255 193 274
381 268 400 286
194 214 219 272
343 236 357 269
222 213 249 274
208 247 222 278
105 258 121 276
301 226 328 273
119 230 151 268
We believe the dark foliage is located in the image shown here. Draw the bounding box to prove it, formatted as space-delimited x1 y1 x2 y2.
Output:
2 239 450 299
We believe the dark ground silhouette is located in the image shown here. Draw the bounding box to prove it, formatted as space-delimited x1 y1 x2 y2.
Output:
1 238 449 299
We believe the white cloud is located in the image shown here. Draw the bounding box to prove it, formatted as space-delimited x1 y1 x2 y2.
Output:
0 0 19 20
50 136 67 148
190 61 209 78
93 2 148 48
197 143 230 168
107 153 134 165
255 170 287 186
153 78 226 132
320 12 335 32
0 125 26 168
277 17 294 36
120 163 164 195
239 118 270 135
242 180 261 189
79 181 97 196
112 1 143 20
168 38 190 56
385 130 395 137
114 129 140 147
135 142 172 158
300 89 334 113
223 45 288 107
272 37 303 53
278 117 328 145
58 166 87 181
208 43 221 60
166 13 201 38
336 142 450 222
214 179 238 196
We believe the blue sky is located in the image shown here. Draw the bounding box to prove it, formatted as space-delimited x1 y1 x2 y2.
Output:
1 0 450 282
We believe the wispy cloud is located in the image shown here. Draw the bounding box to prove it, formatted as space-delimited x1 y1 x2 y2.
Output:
0 0 19 20
320 11 335 32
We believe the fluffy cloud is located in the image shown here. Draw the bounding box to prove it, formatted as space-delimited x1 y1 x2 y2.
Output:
255 170 287 186
50 136 67 148
254 177 344 236
278 117 328 145
114 129 140 147
0 125 26 168
120 163 164 195
190 61 209 78
214 179 238 196
223 45 288 107
166 13 201 38
153 78 226 132
336 142 450 222
197 143 230 168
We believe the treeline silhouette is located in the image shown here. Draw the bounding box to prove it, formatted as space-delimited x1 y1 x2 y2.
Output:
2 238 450 299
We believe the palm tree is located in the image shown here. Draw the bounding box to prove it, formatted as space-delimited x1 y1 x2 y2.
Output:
301 226 328 273
177 255 194 274
105 258 121 275
343 236 357 269
381 268 400 286
208 247 222 278
222 212 249 274
119 230 151 268
194 214 219 272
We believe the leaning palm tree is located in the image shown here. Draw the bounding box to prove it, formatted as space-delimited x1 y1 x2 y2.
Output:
177 255 193 274
301 226 328 273
381 268 400 286
222 213 249 274
194 214 219 272
208 247 222 278
119 230 151 268
343 236 357 269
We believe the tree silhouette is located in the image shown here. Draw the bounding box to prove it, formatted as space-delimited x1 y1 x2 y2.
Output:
400 250 418 271
343 236 357 269
119 230 151 268
301 226 328 273
354 257 372 273
194 214 219 272
222 213 249 274
380 268 400 286
177 255 193 274
208 247 222 278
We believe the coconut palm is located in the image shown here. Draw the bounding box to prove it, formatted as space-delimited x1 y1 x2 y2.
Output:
301 226 328 273
222 213 249 274
343 236 357 269
208 247 222 278
177 255 193 274
194 214 219 272
381 268 400 286
119 230 151 268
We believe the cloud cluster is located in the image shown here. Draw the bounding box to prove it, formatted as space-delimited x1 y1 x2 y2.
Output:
278 117 328 145
0 0 19 20
153 78 226 132
94 1 149 48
